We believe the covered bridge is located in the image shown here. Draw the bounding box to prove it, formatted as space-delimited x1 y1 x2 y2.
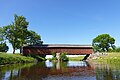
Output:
22 44 93 60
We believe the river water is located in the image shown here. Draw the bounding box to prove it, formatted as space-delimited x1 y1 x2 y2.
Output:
0 61 120 80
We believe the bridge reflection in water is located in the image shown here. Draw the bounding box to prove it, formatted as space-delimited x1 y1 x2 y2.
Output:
1 61 120 80
0 61 95 80
20 61 95 80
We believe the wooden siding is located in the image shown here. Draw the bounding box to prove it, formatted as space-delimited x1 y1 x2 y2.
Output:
23 44 93 55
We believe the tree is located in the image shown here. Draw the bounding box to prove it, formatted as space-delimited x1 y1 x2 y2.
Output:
2 14 29 54
0 27 4 41
0 42 9 52
26 30 43 45
0 27 9 52
2 14 43 54
92 34 115 52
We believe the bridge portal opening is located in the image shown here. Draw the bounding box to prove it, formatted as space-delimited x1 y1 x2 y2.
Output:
46 54 87 60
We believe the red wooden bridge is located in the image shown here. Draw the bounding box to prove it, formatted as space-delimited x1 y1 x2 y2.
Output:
22 44 93 59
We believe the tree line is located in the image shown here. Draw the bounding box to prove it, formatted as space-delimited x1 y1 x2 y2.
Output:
0 14 43 54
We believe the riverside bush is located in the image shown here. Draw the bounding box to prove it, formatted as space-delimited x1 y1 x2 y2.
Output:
50 52 69 62
26 54 46 61
60 53 69 61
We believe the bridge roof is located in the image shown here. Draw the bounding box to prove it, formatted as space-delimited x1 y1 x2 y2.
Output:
25 44 92 48
43 44 92 48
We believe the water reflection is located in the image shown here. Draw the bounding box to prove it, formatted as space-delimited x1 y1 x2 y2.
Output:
93 62 120 80
0 61 120 80
0 63 35 80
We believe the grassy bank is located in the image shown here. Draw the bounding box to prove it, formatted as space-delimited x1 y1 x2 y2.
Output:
92 52 120 63
0 52 35 65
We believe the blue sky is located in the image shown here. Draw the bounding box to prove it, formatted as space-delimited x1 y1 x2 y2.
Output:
0 0 120 53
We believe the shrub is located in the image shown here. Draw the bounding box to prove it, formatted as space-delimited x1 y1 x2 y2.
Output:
115 47 120 52
51 52 57 61
60 53 69 61
50 52 69 62
26 54 46 61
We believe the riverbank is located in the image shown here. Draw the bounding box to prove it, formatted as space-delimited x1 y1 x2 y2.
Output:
0 52 35 65
66 52 120 63
91 52 120 63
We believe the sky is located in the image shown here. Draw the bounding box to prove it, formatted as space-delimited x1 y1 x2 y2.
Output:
0 0 120 53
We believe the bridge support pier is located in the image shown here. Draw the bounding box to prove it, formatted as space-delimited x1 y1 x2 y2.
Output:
56 53 60 61
56 60 60 70
82 54 90 61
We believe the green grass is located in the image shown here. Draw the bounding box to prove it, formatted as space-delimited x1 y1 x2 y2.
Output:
47 55 85 61
0 52 35 65
93 52 120 63
68 56 85 61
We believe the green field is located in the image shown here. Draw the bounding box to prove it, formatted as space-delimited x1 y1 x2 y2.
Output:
67 52 120 62
0 52 35 65
68 56 85 61
47 55 85 61
92 52 120 63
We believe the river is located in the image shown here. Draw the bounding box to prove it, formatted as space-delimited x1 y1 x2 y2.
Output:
0 61 120 80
